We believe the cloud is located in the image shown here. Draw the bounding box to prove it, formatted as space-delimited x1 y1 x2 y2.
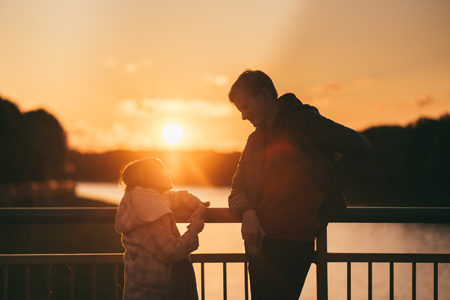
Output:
201 73 229 86
310 78 373 95
67 120 130 152
142 58 153 67
103 58 119 68
368 94 439 116
125 63 138 73
116 98 234 118
308 97 333 108
369 103 398 114
116 99 152 118
103 57 153 73
415 94 435 107
321 83 344 93
353 78 373 87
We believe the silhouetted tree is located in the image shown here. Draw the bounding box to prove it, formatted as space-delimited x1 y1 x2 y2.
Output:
407 117 438 182
354 114 450 206
359 126 411 182
411 115 450 205
412 116 450 183
0 96 68 184
22 109 68 181
0 97 27 183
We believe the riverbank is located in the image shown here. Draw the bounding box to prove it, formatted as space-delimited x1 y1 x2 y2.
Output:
0 181 115 208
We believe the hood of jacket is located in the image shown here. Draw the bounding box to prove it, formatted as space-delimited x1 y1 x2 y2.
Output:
115 187 172 234
269 93 319 132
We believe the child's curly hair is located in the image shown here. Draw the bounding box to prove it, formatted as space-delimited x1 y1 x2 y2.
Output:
118 157 164 189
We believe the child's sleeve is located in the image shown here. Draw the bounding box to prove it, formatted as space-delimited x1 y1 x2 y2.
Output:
164 190 201 211
135 214 199 264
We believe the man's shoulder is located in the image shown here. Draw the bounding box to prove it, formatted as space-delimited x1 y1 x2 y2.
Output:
287 104 322 128
247 128 264 139
243 128 266 153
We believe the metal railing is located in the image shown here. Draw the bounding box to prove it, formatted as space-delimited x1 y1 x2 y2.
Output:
316 207 450 300
1 207 449 300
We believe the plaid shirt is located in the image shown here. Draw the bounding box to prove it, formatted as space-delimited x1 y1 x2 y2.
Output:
115 187 201 299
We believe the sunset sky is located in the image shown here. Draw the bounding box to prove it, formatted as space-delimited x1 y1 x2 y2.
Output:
1 0 449 153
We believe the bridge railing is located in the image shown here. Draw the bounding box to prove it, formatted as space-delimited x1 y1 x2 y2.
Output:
1 207 449 300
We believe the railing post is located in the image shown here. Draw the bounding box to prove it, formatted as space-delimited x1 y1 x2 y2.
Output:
200 262 205 300
92 264 97 300
3 265 8 300
316 228 328 300
25 265 30 300
434 263 438 300
223 262 227 300
69 264 75 300
114 264 119 300
46 264 52 300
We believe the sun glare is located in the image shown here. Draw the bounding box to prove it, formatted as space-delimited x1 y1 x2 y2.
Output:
162 123 184 145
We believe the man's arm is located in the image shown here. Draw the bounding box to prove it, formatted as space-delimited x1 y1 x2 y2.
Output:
241 210 266 244
228 139 265 243
293 110 372 195
228 144 257 219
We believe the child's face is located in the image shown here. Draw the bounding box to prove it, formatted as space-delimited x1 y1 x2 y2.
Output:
148 165 173 192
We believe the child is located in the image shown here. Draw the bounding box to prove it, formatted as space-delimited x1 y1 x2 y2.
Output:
115 157 209 300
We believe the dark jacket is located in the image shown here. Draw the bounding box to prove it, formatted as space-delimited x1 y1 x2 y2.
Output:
228 93 372 231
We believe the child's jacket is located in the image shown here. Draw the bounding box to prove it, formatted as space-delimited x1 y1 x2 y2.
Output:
115 187 201 299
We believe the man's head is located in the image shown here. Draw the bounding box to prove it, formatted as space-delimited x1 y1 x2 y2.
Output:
228 70 280 128
228 69 278 103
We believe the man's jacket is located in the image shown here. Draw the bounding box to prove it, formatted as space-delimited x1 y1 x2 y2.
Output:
228 93 372 231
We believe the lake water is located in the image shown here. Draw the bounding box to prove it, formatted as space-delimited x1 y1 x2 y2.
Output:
76 182 450 300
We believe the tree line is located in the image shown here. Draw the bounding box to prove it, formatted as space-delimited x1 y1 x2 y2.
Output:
1 96 449 206
349 115 450 207
66 115 450 206
0 97 67 183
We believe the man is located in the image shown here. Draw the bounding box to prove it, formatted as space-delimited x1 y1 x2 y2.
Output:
228 70 372 299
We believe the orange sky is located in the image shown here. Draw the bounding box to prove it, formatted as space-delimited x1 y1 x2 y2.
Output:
1 0 449 153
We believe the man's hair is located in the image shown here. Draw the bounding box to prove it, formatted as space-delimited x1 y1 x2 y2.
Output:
228 69 278 103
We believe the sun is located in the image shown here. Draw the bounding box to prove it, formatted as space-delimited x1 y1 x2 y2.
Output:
162 123 184 145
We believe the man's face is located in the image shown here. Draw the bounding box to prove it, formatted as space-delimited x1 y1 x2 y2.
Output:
232 89 272 128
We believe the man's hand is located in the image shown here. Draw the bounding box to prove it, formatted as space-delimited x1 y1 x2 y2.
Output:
241 210 265 244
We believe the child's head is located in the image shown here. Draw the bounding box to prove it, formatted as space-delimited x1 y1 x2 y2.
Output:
119 157 173 192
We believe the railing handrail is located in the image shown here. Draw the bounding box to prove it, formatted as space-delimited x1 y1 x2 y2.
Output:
333 207 450 223
0 207 239 223
0 253 248 265
0 253 124 265
1 207 449 300
0 207 449 224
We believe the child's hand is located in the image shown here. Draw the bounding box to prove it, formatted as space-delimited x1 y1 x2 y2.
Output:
188 218 205 234
189 202 209 221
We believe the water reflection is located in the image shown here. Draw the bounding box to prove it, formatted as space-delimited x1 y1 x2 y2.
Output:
76 182 450 299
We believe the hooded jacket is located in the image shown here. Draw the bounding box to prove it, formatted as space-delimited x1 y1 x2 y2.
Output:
228 93 372 231
115 187 201 299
